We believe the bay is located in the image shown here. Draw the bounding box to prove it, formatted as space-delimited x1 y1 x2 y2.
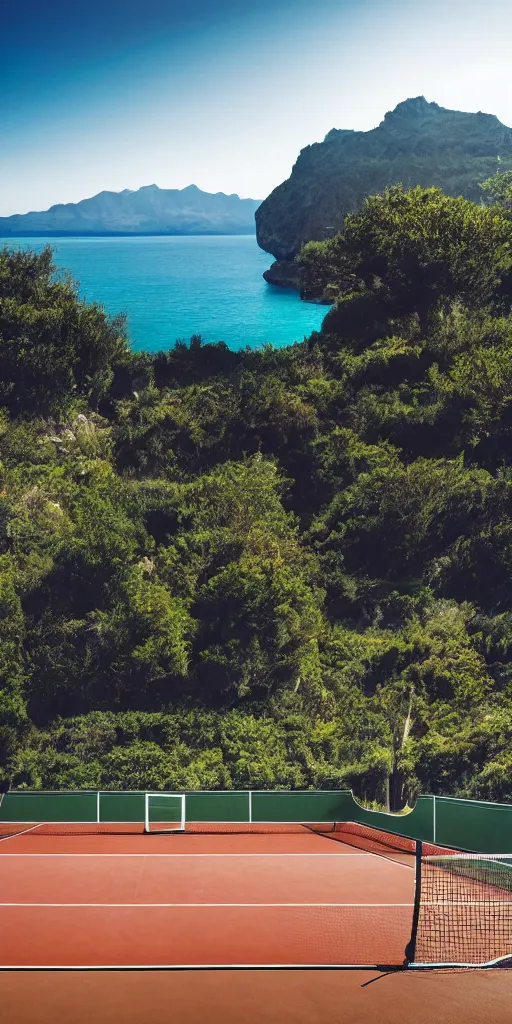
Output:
5 235 327 351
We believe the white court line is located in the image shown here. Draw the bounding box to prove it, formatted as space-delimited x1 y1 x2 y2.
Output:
0 851 397 858
0 902 414 908
0 852 372 857
0 851 413 869
0 959 504 971
0 963 397 971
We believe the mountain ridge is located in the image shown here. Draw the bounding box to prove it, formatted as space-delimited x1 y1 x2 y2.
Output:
0 184 261 236
255 96 512 289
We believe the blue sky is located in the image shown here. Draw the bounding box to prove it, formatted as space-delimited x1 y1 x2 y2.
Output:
2 0 512 216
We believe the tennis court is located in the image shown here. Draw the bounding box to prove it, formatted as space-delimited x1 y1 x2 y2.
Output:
0 821 415 969
1 793 512 971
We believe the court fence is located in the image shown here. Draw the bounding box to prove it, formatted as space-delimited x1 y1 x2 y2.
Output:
1 788 512 852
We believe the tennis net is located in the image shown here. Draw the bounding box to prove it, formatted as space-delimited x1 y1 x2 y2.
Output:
408 845 512 967
0 817 447 853
0 819 394 840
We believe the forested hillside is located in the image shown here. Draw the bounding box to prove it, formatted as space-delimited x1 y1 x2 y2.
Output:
2 178 512 805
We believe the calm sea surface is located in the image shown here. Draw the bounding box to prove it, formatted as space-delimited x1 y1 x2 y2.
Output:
6 235 327 351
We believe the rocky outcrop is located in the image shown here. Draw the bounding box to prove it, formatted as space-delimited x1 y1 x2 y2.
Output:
263 260 302 290
0 184 261 236
263 260 337 304
256 97 512 284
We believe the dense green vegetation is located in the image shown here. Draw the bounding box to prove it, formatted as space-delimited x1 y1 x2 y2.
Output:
3 183 512 805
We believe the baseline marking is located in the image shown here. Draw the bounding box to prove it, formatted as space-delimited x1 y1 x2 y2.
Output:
0 901 414 908
0 963 404 971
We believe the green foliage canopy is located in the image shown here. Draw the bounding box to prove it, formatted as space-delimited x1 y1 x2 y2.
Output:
3 187 512 805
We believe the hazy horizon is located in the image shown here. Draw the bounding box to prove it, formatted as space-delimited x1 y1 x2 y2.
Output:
3 0 512 217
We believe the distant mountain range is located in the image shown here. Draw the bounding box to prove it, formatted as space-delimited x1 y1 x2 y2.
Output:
256 97 512 289
0 184 261 236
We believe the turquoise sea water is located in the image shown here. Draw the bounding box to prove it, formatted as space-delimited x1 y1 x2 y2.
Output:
6 235 327 352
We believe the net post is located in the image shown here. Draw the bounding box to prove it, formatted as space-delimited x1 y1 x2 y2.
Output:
96 791 101 824
432 795 436 844
248 790 253 824
180 793 186 832
404 840 422 965
144 792 149 833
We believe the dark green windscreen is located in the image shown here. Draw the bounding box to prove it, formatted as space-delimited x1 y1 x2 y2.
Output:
347 795 435 843
434 797 512 854
2 789 511 852
0 791 97 823
147 794 183 823
252 790 353 822
184 791 250 822
99 791 145 822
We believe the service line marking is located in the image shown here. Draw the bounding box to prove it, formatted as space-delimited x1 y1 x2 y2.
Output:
0 850 413 869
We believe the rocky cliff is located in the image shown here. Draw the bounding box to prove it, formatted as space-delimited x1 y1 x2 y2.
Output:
256 97 512 288
0 184 261 236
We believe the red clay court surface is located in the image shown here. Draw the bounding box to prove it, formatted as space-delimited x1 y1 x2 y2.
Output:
2 825 511 1023
0 826 415 968
3 968 512 1024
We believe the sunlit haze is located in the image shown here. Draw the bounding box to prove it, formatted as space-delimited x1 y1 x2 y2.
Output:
2 0 512 216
